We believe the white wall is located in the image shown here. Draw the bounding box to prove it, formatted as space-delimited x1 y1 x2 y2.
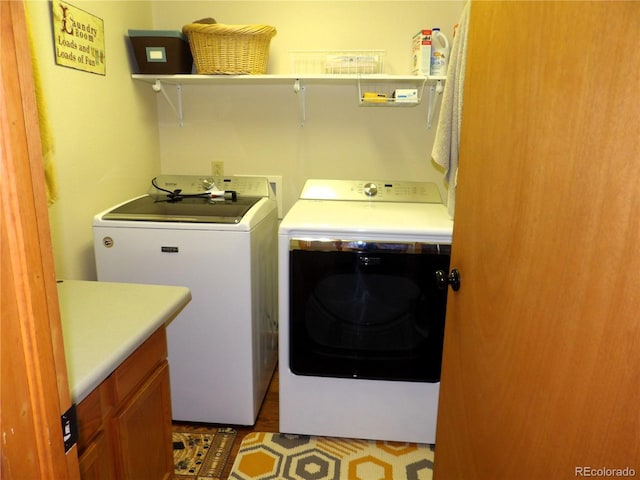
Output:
151 1 463 213
27 0 463 280
27 0 160 280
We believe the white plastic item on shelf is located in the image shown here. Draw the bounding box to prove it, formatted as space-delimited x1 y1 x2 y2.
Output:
290 50 385 74
430 28 450 76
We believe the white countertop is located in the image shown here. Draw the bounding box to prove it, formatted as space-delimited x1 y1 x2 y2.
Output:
57 280 191 403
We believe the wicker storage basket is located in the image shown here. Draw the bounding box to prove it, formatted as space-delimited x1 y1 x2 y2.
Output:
182 23 277 74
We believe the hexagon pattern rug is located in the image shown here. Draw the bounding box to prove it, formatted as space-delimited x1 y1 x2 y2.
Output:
228 432 434 480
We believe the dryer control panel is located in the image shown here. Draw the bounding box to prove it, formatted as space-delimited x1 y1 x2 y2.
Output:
299 179 442 203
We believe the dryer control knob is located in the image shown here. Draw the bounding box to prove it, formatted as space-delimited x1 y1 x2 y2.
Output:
363 182 378 197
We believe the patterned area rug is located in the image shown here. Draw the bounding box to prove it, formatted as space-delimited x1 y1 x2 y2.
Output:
228 432 434 480
173 427 236 479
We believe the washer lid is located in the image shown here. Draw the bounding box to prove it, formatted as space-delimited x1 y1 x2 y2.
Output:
102 194 261 224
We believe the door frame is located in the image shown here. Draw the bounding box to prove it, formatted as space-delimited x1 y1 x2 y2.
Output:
1 1 80 478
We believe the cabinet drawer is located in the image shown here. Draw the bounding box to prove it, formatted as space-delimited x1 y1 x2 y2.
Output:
112 327 167 403
111 361 173 480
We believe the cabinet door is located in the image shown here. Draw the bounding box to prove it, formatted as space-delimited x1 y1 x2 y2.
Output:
78 433 115 480
110 361 173 480
77 382 116 480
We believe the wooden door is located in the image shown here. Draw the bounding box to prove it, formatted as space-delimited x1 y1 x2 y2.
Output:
1 1 81 478
435 2 640 479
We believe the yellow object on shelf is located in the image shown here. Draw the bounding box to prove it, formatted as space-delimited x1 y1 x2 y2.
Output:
362 92 387 103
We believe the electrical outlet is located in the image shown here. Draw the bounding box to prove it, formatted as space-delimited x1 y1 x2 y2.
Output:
211 161 224 177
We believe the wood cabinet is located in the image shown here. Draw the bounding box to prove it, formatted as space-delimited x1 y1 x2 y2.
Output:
76 327 173 480
77 384 114 479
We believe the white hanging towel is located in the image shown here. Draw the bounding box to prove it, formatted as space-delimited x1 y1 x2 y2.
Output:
431 2 471 219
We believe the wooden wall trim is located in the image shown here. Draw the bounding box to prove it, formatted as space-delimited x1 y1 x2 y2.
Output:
1 1 80 478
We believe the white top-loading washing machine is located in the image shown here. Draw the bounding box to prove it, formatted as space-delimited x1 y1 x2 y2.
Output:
279 179 454 443
93 175 278 425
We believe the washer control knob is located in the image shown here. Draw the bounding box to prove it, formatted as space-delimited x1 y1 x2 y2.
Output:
363 182 378 197
201 178 215 190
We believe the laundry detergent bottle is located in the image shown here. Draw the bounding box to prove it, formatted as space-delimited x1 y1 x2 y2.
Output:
430 27 450 76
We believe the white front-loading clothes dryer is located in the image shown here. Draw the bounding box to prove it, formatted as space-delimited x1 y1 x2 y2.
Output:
278 179 454 443
93 175 278 425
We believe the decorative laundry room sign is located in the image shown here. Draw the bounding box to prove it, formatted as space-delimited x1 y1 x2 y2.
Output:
51 0 105 75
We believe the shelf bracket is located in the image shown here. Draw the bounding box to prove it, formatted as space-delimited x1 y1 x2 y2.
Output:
152 80 184 127
427 79 444 129
293 78 306 127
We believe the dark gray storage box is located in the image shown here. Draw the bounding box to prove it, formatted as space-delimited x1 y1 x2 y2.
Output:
128 30 193 74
